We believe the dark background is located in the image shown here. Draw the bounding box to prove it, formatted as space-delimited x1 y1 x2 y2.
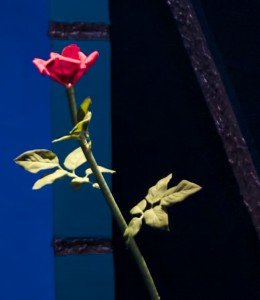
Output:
110 0 259 299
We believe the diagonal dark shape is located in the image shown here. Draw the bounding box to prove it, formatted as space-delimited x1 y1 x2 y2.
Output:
166 0 260 236
53 238 113 255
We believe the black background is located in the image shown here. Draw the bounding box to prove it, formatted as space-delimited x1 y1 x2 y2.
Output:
110 1 260 299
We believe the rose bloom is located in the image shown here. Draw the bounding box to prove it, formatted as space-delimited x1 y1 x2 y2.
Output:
33 44 99 87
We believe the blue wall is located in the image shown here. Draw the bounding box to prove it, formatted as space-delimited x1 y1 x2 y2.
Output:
0 1 54 300
0 1 113 299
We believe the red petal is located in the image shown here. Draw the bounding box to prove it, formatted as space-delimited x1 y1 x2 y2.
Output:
61 44 80 59
85 51 99 67
46 57 82 86
32 58 50 75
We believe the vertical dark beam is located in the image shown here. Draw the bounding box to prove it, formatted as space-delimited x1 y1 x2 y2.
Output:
166 0 260 236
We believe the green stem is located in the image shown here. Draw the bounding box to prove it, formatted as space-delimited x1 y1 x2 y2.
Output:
66 87 78 125
66 86 160 300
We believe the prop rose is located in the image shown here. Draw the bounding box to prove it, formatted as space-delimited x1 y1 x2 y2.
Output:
16 43 202 300
33 44 99 86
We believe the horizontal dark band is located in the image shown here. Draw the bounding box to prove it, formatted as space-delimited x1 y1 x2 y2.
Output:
53 238 113 255
48 22 110 40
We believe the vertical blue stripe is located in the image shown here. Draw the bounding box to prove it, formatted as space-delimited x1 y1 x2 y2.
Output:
51 41 112 239
50 1 114 298
51 40 114 300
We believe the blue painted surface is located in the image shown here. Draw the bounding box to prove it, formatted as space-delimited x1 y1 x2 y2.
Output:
50 32 113 300
55 255 114 300
0 1 54 300
50 0 109 23
51 40 112 238
51 40 114 299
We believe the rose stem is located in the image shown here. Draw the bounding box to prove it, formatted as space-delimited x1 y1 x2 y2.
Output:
66 86 160 300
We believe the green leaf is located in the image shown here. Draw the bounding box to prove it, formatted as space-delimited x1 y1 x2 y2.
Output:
71 177 90 189
52 112 92 143
124 217 143 243
98 166 116 174
77 97 92 122
85 166 116 177
32 169 67 190
145 174 172 204
143 206 169 230
64 147 86 171
161 180 202 207
52 135 76 143
70 111 92 136
15 149 59 173
130 199 147 216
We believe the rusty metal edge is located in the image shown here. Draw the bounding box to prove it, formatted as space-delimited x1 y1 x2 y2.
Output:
166 0 260 236
53 238 113 255
48 22 110 40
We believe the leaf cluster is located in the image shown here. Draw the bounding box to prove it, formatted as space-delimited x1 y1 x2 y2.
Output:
14 148 115 190
124 174 201 243
15 97 115 190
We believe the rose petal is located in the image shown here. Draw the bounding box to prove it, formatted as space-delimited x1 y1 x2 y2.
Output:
61 44 80 59
85 51 99 67
50 52 60 59
48 58 80 85
33 58 50 75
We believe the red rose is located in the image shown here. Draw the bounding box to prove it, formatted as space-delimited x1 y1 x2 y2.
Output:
33 44 99 87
